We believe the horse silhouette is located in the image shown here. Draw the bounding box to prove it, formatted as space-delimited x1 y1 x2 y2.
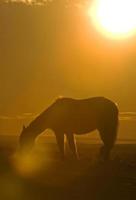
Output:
19 97 119 160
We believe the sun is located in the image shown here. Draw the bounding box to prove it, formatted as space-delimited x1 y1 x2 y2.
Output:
89 0 136 39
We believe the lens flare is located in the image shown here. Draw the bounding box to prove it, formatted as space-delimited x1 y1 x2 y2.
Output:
12 145 47 177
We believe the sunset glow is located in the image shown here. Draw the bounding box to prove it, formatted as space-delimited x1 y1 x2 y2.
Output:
89 0 136 39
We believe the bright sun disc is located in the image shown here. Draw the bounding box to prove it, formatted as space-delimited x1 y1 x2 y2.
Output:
89 0 136 39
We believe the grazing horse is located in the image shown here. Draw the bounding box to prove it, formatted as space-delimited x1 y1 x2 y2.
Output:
19 97 119 160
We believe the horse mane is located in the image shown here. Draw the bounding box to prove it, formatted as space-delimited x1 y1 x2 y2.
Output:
25 98 62 131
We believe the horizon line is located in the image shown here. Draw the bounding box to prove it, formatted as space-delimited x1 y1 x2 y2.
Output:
0 111 136 121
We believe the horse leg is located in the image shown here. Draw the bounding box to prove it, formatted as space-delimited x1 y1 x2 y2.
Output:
99 144 111 161
99 128 116 161
66 133 79 160
55 132 65 160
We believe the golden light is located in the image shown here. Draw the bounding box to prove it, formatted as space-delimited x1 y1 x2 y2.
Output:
11 145 49 177
89 0 136 39
12 152 42 176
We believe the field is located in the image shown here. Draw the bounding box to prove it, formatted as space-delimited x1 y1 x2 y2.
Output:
0 136 136 200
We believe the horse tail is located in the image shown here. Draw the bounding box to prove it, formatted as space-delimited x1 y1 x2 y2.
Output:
99 104 119 160
107 104 119 147
99 103 119 149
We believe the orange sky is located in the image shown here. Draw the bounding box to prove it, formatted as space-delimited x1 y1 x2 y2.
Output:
0 1 136 136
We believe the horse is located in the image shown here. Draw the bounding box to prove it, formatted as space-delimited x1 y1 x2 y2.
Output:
19 97 119 160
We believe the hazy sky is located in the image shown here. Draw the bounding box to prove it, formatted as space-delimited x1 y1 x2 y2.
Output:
0 0 136 134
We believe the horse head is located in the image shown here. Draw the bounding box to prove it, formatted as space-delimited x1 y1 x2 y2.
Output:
19 125 35 152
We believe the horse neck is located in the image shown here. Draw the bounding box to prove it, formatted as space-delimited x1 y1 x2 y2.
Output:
28 117 50 137
27 104 54 138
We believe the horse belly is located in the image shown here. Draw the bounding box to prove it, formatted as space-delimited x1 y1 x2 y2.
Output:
63 115 97 134
74 120 97 134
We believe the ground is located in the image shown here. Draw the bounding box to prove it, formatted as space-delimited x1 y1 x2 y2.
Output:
0 136 136 200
